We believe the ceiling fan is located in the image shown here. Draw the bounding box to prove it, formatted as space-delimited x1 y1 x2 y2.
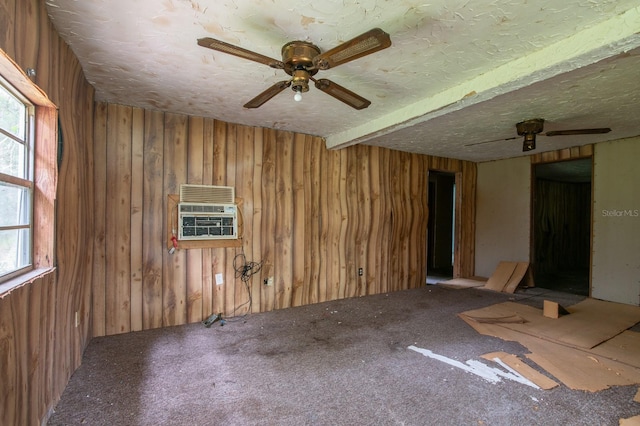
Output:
466 118 611 152
197 28 391 109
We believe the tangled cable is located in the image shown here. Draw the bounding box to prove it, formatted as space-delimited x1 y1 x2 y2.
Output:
224 250 263 321
233 251 263 283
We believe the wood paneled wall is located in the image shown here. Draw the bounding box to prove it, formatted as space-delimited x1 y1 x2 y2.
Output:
93 103 477 335
0 0 95 424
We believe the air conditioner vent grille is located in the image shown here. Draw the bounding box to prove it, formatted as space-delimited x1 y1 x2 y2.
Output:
180 184 234 204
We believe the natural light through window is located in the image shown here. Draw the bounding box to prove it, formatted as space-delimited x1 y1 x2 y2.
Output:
0 78 34 282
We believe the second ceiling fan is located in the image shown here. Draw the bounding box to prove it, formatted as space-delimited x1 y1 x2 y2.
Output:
197 28 391 109
466 118 611 152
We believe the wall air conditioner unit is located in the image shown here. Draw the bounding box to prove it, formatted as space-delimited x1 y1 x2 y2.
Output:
178 185 238 240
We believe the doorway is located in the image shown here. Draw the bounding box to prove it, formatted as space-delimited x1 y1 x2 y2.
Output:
532 158 591 296
427 171 455 283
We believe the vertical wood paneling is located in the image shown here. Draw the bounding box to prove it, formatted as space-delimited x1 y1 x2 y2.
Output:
163 113 188 326
409 154 426 286
367 147 382 295
235 124 253 315
211 120 227 315
186 116 204 323
457 160 477 278
326 149 341 301
142 109 164 330
14 0 38 69
260 128 277 311
105 104 132 335
201 118 215 317
10 283 28 423
356 145 371 296
90 106 478 336
318 141 330 303
291 133 306 307
275 130 294 308
345 146 358 298
304 135 320 305
130 107 144 332
250 127 263 312
224 123 237 314
378 148 392 293
337 149 349 299
92 103 107 337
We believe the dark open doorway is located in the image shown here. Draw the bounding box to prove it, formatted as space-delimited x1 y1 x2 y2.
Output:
532 158 591 296
427 171 455 283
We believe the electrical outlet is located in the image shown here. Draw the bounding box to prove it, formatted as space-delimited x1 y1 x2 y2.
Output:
358 268 363 276
266 276 274 286
215 273 223 285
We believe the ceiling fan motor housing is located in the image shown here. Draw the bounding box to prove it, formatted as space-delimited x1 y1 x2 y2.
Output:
282 41 321 93
516 118 544 135
281 42 320 74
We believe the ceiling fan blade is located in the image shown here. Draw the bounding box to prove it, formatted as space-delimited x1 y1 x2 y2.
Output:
243 81 291 108
544 128 611 137
197 37 284 69
313 28 391 70
464 136 518 147
313 78 371 110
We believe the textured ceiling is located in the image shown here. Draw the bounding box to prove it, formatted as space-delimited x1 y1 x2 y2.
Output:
44 0 640 162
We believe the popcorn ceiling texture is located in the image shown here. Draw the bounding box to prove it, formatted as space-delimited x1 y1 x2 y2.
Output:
44 0 640 161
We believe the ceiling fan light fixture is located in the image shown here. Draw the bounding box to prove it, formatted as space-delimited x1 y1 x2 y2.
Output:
291 69 309 103
522 133 536 152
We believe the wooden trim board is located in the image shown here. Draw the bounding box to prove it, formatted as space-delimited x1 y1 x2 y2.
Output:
481 351 559 390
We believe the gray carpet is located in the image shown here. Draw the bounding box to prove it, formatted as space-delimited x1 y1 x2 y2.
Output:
48 285 639 425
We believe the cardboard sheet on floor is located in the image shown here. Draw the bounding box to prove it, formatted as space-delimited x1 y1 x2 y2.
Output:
523 336 640 392
460 299 640 349
458 300 640 392
481 351 559 390
483 261 533 293
589 330 640 369
483 261 518 291
502 262 531 293
438 277 487 289
459 312 640 392
619 415 640 426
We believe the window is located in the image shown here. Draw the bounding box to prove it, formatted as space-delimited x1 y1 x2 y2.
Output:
0 78 34 282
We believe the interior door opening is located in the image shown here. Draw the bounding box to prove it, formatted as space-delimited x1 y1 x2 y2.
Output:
533 158 591 296
427 171 455 284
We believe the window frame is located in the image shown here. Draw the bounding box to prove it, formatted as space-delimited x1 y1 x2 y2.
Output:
0 77 35 283
0 49 58 295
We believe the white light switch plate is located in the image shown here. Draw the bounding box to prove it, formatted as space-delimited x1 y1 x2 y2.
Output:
215 273 223 285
